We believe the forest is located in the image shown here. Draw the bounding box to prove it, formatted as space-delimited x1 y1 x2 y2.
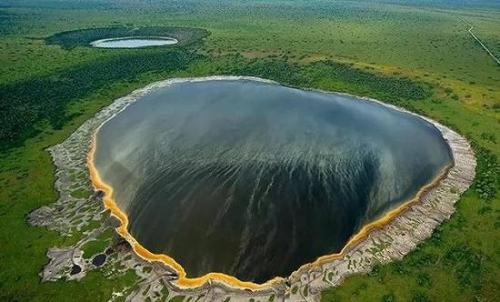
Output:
0 49 199 148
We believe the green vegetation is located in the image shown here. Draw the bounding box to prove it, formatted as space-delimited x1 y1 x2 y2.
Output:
220 57 431 103
81 228 114 258
170 296 185 302
46 26 209 49
81 239 108 258
70 187 92 199
0 49 200 148
0 48 430 150
0 0 498 301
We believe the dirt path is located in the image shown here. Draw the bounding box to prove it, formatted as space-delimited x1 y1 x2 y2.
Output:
468 26 500 65
459 17 500 66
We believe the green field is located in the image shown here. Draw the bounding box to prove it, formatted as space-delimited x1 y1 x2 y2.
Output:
0 1 498 301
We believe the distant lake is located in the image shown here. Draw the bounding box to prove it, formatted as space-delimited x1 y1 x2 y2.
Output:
90 37 178 48
93 79 452 283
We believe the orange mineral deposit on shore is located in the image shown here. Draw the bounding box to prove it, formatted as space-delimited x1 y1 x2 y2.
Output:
88 128 451 290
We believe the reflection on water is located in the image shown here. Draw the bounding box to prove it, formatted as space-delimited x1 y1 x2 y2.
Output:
94 80 452 282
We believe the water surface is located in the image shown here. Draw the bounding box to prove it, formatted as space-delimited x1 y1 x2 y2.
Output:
93 79 452 282
91 37 178 48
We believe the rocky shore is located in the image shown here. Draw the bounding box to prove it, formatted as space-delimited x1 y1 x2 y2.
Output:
28 76 476 302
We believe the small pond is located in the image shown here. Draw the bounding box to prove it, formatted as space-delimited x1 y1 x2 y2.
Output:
90 37 178 48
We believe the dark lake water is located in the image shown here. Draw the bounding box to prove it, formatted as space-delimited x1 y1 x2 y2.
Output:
93 79 452 283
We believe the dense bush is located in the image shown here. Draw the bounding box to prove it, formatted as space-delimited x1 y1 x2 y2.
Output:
223 57 431 104
307 61 432 103
471 142 498 201
0 50 200 149
444 245 482 289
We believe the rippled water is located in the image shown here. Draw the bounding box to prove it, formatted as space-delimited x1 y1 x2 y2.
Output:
90 37 178 48
93 79 452 282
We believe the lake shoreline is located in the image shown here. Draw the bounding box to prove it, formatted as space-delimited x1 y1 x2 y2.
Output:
35 76 476 300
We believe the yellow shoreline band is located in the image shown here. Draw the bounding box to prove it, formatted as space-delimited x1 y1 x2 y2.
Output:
88 129 451 290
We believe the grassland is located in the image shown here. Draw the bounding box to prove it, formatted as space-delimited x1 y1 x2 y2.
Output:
0 1 498 301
